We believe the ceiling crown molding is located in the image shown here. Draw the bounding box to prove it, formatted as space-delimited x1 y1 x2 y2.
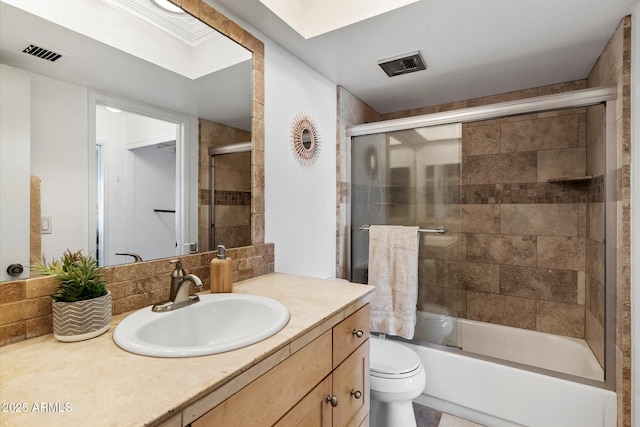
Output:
102 0 214 46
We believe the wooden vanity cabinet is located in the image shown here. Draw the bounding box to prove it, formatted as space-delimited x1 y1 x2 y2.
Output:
275 304 370 427
192 304 370 427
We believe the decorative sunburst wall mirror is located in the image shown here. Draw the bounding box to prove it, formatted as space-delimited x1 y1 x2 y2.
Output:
291 113 320 166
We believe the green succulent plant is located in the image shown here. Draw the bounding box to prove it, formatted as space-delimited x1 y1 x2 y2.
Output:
36 250 108 302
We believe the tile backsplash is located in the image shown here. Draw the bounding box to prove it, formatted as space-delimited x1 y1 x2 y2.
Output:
0 244 274 346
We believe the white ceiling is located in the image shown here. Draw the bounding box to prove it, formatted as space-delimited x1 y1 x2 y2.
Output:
0 1 253 130
213 0 640 114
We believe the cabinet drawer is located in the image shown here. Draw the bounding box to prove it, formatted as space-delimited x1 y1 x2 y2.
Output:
193 330 332 427
333 339 369 427
333 304 370 368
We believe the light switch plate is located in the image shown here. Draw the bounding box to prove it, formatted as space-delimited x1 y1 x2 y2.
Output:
41 216 52 234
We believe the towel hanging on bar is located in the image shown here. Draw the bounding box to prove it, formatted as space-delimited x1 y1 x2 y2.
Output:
359 224 447 234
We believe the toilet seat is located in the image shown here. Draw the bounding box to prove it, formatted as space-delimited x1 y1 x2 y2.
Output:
370 337 422 379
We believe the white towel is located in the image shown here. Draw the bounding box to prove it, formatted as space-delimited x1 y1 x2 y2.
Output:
368 225 419 339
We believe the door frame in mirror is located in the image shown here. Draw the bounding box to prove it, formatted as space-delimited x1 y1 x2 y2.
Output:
88 91 199 264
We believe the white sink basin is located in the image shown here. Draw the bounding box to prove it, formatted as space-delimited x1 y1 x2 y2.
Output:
113 293 290 358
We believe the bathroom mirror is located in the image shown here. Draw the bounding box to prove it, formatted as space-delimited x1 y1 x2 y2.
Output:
0 0 253 280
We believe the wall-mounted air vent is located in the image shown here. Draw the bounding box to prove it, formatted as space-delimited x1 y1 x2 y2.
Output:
378 51 426 77
22 44 62 62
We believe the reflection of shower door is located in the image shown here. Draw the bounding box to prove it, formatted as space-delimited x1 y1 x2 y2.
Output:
209 143 251 250
351 123 462 347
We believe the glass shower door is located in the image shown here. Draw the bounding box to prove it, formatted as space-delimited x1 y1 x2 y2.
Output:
351 123 462 347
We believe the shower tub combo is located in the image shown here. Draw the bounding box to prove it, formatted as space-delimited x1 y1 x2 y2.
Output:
348 88 618 426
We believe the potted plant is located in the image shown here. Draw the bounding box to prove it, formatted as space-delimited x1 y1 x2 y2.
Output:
37 250 111 342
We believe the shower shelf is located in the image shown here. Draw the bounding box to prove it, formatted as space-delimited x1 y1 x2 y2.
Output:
547 176 593 183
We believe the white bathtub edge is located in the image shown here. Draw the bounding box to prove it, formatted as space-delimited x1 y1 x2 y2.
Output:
414 394 525 427
402 342 617 427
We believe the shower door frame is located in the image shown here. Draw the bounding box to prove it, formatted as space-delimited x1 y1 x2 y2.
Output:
346 86 617 391
208 142 252 251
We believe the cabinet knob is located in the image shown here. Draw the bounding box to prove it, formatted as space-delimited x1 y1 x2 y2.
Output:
352 329 364 338
350 389 362 399
326 394 339 407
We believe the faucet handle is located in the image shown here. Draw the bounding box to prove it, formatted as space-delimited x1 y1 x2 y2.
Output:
170 259 185 275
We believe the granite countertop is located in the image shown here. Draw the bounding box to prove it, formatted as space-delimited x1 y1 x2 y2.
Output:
0 273 374 427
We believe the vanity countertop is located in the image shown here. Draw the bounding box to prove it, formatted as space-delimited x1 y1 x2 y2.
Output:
0 273 375 427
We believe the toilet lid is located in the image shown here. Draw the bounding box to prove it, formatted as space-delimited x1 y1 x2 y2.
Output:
370 338 421 376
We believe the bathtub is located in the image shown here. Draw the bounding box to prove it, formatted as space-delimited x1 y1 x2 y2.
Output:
397 317 616 427
453 317 604 381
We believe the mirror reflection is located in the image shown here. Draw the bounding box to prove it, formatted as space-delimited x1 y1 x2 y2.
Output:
0 0 252 281
301 129 313 150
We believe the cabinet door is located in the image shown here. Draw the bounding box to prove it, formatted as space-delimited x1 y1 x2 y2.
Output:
193 330 332 427
274 375 332 427
332 339 369 427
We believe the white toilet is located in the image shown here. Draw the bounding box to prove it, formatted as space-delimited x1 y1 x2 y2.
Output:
413 303 454 345
369 336 426 427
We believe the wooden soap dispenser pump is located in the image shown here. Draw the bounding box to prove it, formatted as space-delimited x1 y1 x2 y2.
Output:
210 245 233 293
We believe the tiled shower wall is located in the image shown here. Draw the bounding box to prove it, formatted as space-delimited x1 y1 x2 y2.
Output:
212 152 252 249
587 16 632 427
198 118 251 252
585 104 606 368
422 108 595 340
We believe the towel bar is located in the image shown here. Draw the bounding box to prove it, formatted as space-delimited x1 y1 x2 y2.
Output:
358 225 447 234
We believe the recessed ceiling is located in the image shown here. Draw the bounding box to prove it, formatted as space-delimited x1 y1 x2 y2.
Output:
213 0 640 114
0 0 253 130
258 0 419 39
2 0 251 79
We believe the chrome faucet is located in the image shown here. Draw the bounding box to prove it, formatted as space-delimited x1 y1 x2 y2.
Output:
152 260 203 312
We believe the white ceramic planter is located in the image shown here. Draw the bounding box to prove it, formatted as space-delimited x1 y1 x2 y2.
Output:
52 291 112 342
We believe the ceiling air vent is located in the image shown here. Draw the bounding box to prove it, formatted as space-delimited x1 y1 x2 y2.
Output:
22 44 62 62
378 51 426 77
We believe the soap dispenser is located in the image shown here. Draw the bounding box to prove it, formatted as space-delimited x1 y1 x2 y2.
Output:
210 245 233 293
169 259 186 301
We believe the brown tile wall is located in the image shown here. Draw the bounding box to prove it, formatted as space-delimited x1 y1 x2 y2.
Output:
585 104 606 369
587 15 632 427
213 151 252 249
416 107 592 339
29 175 41 264
1 0 274 347
199 119 251 252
